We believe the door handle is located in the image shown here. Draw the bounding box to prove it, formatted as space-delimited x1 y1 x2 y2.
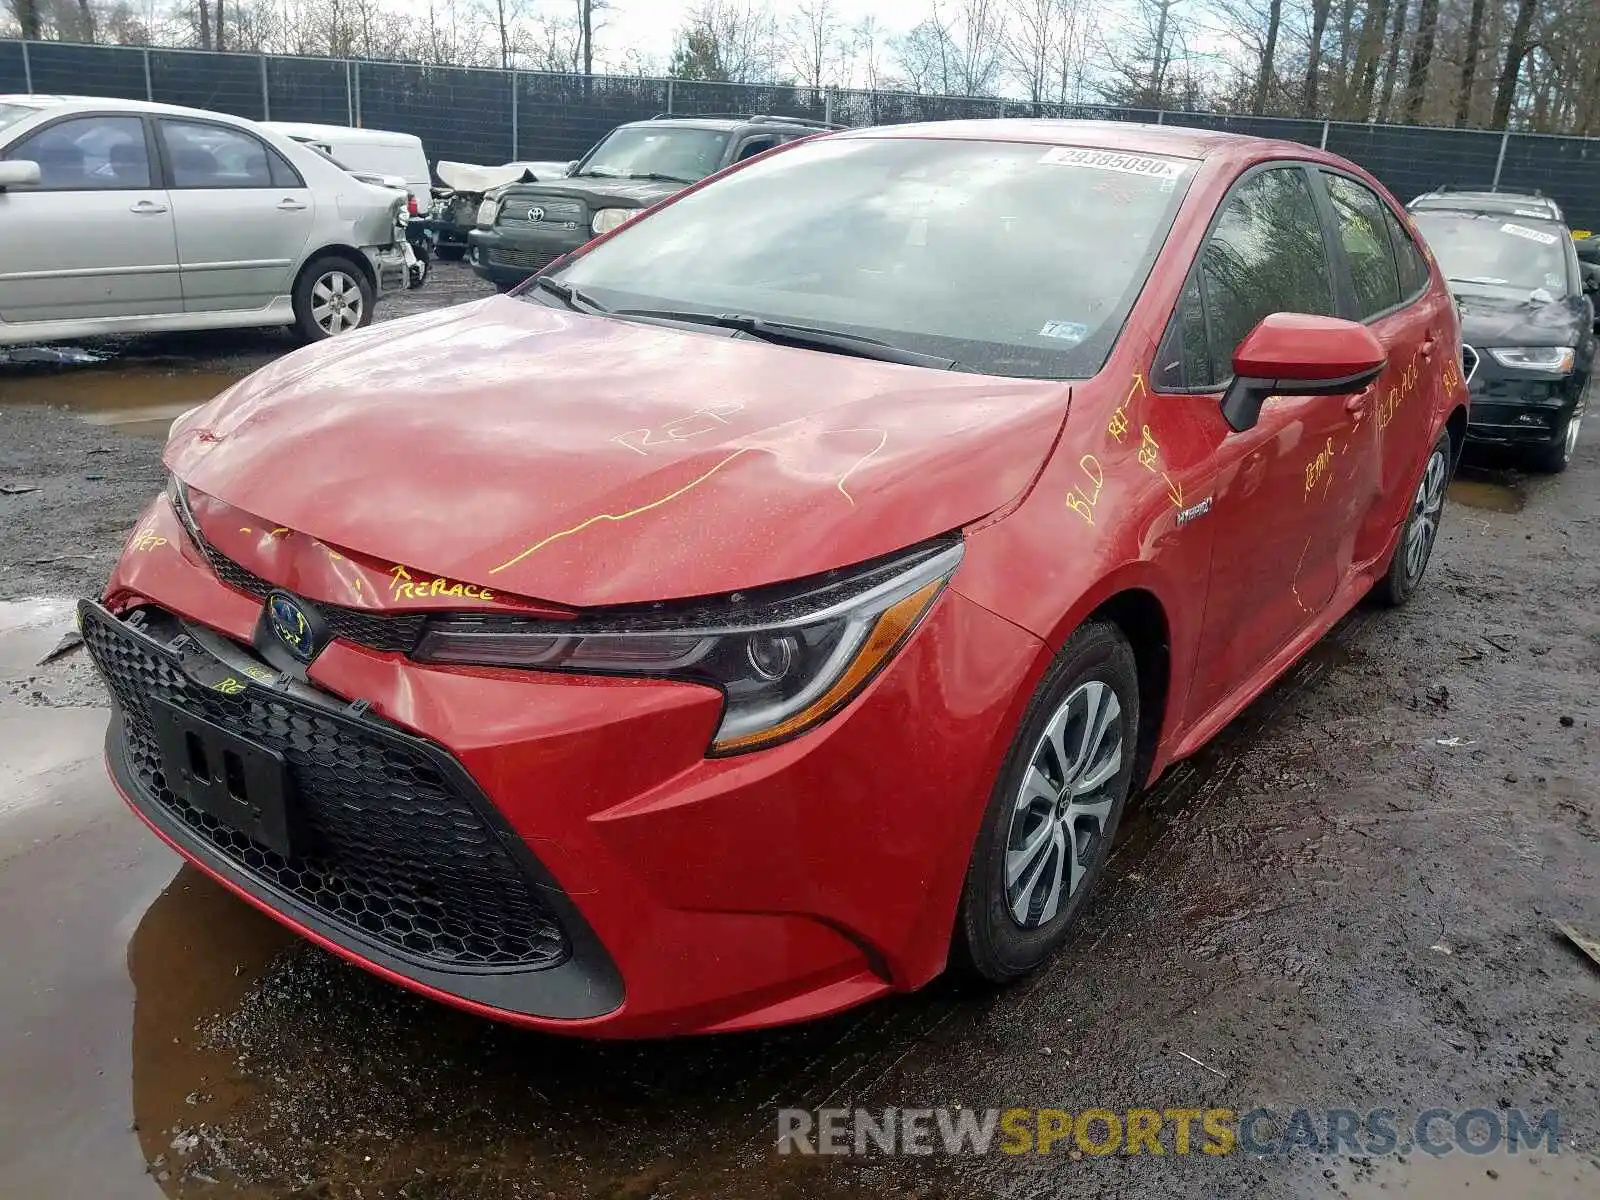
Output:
1345 386 1373 416
128 200 167 214
277 199 307 211
1419 334 1437 359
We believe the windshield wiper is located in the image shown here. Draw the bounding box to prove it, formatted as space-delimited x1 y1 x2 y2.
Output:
607 309 957 370
622 172 697 184
525 276 605 313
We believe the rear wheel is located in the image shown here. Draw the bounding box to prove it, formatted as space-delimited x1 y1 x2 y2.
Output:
292 255 374 343
1526 410 1580 474
436 244 466 262
1374 430 1451 607
954 621 1139 983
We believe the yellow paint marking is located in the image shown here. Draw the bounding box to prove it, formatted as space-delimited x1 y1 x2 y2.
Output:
490 448 756 575
830 428 889 507
1163 472 1183 509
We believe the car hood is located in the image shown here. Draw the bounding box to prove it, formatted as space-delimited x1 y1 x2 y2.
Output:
167 298 1069 609
1455 290 1586 347
494 176 683 207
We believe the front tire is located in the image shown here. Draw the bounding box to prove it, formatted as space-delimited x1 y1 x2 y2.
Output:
955 621 1140 984
292 255 374 343
1374 430 1451 607
435 244 466 262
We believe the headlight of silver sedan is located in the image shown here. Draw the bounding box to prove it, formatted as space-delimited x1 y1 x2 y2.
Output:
1486 346 1576 373
414 539 963 754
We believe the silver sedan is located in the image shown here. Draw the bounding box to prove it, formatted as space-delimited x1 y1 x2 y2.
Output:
0 94 409 346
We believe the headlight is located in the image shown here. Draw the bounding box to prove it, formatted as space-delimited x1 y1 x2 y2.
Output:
591 207 638 235
475 198 500 227
414 540 963 754
166 475 204 547
1487 346 1576 373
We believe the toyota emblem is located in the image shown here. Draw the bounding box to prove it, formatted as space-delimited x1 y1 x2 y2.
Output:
527 206 546 223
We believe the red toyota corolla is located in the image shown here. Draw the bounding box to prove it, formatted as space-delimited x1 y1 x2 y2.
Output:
83 121 1468 1037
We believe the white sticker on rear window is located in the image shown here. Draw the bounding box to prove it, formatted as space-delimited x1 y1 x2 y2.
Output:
1038 320 1089 343
1037 147 1191 180
1502 222 1558 245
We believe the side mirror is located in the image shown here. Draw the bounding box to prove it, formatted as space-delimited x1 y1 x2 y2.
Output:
0 160 41 190
1221 313 1387 433
563 160 577 175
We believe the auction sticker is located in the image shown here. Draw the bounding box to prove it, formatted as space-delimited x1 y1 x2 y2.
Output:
1501 222 1558 245
1038 146 1193 180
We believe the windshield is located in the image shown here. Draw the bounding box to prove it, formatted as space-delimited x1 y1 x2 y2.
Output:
0 103 40 136
575 126 729 183
550 138 1195 379
1411 212 1572 299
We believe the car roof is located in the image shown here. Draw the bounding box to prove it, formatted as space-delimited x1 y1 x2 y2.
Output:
0 93 264 125
1408 189 1562 219
262 120 423 147
623 115 836 133
832 118 1340 167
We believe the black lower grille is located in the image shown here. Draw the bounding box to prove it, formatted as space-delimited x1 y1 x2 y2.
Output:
83 606 570 972
200 544 426 655
489 245 563 274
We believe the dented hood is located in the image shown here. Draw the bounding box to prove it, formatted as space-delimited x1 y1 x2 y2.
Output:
167 297 1069 608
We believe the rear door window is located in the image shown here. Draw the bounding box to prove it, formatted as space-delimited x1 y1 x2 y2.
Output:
1324 173 1402 318
1384 208 1431 299
160 120 294 189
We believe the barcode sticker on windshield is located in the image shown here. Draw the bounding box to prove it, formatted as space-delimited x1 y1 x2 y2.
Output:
1501 222 1558 245
1038 147 1191 180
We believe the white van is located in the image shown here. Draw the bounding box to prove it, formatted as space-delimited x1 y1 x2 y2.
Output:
261 121 430 212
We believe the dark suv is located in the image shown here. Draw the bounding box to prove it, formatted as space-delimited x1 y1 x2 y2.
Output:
468 115 840 290
1407 187 1594 472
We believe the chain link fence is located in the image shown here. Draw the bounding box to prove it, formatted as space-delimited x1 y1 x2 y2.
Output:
5 38 1599 227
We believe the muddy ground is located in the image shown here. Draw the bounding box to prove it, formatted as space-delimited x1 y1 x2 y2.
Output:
1 263 1596 1199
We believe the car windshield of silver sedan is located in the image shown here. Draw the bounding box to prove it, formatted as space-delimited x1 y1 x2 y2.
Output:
1412 211 1572 300
548 137 1196 379
572 126 729 184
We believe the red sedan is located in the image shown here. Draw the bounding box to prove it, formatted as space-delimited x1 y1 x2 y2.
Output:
83 121 1468 1037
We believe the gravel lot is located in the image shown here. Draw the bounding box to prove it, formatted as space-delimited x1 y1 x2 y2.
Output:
1 263 1595 1199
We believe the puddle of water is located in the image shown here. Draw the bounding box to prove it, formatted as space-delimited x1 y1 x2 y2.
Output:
0 597 78 674
1449 478 1526 514
0 366 243 438
1336 1147 1599 1198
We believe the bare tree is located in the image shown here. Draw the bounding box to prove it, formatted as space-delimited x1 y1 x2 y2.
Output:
782 0 844 90
1453 0 1487 125
1002 0 1056 107
1376 0 1409 121
668 0 781 84
1491 0 1539 129
1400 0 1439 122
1302 0 1333 115
1253 0 1282 115
10 0 43 38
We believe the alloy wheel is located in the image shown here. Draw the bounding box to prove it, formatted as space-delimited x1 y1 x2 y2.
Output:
1405 447 1447 584
1004 680 1123 928
311 271 363 336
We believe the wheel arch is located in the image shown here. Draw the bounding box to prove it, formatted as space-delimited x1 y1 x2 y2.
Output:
1444 404 1468 471
296 244 377 293
1087 588 1173 793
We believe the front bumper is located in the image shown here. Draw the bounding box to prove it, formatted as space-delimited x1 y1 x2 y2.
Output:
468 226 583 287
1463 364 1584 446
88 494 1044 1037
